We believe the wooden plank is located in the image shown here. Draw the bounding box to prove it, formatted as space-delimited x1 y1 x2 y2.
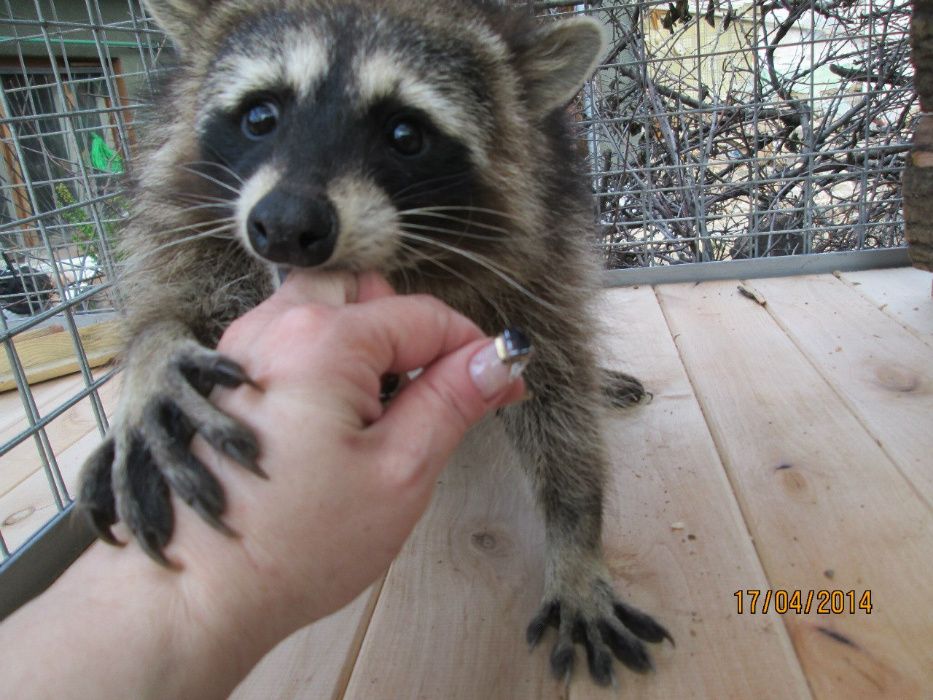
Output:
751 274 933 502
572 287 810 698
841 267 933 346
0 428 98 554
0 319 122 392
0 375 119 499
343 418 560 699
0 371 85 441
230 583 381 700
657 280 933 699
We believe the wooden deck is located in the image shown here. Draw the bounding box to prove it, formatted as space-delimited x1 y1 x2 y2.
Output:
2 267 931 698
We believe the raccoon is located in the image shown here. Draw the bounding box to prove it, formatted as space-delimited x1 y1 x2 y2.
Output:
78 0 671 685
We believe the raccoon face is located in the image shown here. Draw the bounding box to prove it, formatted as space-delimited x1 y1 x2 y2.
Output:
146 0 606 274
198 64 483 271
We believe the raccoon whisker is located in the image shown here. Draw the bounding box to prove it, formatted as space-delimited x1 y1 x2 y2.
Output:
396 238 445 267
398 242 510 327
400 205 524 223
171 202 236 216
391 171 471 203
392 171 468 197
214 262 263 297
148 222 237 248
129 224 237 266
398 211 512 236
150 216 238 240
398 231 560 313
194 147 247 185
171 192 235 205
400 222 501 242
185 159 246 185
179 165 243 196
124 219 238 263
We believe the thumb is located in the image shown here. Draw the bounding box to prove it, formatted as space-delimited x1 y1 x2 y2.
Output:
372 334 529 478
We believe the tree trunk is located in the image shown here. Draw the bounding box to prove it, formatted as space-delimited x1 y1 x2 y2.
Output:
904 0 933 271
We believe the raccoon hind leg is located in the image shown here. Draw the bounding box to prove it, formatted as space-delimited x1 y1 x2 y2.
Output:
502 371 670 685
602 368 651 408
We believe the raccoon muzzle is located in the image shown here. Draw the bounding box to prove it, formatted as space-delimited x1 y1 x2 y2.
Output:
246 188 338 267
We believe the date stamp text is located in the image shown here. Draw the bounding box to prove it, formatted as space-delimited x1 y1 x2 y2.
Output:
734 589 872 615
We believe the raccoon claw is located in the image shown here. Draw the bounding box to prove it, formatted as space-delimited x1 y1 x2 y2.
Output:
177 351 257 395
77 436 121 545
603 369 650 408
614 599 674 645
527 582 669 685
119 434 177 566
78 343 262 564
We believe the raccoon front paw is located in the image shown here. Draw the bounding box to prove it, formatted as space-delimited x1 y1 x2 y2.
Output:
526 578 672 686
77 343 261 566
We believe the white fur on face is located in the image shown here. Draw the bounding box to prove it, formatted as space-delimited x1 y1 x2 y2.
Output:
209 33 330 113
327 175 401 270
235 163 282 256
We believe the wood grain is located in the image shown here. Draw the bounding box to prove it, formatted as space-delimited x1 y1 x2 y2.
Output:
0 319 122 392
231 584 382 700
753 274 933 503
841 267 933 346
343 419 560 699
570 287 810 699
658 280 933 699
0 428 99 553
0 376 119 500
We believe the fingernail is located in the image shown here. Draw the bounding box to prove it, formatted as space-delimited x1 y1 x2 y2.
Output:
469 327 533 399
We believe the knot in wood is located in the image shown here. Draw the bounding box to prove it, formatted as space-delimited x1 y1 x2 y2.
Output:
3 506 35 526
874 364 922 393
471 530 498 552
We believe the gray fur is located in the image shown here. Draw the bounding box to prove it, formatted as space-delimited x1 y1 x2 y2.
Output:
78 0 669 685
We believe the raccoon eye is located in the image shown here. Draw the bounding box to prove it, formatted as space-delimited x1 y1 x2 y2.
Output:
386 118 424 156
242 100 279 139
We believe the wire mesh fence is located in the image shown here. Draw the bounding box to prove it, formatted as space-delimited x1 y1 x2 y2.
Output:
0 0 167 561
0 0 917 563
561 0 916 267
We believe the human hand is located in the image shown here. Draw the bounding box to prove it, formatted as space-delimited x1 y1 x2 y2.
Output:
170 270 528 648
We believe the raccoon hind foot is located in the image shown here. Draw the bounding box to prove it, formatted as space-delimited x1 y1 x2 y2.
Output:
526 579 672 686
77 345 261 566
603 369 651 408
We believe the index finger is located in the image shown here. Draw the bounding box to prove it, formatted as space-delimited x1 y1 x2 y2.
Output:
270 270 396 309
268 269 359 310
339 294 486 376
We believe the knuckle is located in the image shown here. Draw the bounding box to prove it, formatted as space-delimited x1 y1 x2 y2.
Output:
419 373 474 435
282 303 332 330
379 440 430 491
273 303 337 342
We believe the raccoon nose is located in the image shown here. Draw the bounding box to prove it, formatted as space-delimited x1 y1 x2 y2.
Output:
246 190 338 267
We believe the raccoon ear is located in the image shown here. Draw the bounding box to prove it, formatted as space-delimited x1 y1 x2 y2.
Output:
515 17 607 115
142 0 210 49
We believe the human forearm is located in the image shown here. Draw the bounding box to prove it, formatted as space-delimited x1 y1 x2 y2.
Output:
0 529 267 700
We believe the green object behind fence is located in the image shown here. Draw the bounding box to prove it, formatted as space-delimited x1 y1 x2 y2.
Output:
90 133 123 174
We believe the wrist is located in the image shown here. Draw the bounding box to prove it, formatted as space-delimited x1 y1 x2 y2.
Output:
164 438 316 672
0 535 256 700
161 494 289 689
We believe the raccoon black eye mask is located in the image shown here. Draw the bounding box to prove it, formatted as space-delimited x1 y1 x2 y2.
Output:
77 0 671 686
